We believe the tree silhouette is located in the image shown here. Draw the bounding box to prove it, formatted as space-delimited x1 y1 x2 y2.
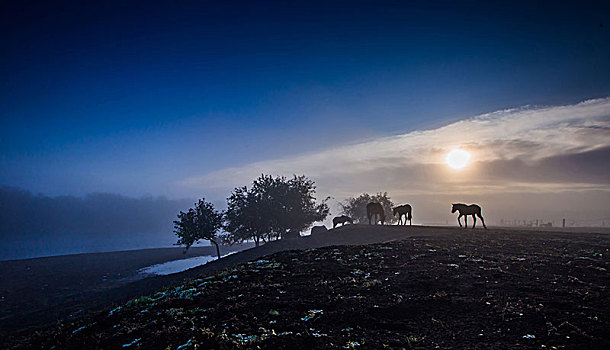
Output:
271 175 330 239
174 199 224 258
225 185 273 247
340 192 396 224
225 174 330 244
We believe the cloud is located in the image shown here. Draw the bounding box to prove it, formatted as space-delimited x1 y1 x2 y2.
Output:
180 98 610 197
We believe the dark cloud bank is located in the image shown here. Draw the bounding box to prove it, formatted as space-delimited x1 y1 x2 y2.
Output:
0 187 193 260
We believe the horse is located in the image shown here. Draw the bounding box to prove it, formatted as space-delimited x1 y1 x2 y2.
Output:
393 204 412 225
333 215 353 228
451 203 487 229
366 202 385 225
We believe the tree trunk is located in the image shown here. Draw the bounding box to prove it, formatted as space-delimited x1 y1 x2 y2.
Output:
211 240 221 259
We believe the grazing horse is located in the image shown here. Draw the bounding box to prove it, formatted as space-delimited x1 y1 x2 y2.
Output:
451 203 487 229
393 204 412 225
366 202 385 225
333 215 353 228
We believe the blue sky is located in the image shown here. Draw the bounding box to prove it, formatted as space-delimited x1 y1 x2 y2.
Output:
1 0 609 199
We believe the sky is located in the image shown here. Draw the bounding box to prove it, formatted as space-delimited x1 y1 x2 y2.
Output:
1 1 609 256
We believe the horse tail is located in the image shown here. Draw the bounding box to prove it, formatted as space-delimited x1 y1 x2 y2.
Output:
407 209 412 221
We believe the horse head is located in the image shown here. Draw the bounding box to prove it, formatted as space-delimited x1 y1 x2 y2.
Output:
451 204 458 213
392 207 398 216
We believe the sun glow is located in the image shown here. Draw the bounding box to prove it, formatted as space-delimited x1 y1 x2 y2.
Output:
446 149 470 169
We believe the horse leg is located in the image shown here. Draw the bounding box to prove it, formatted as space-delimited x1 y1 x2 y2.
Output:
477 213 487 229
458 214 463 227
472 214 477 228
464 215 468 228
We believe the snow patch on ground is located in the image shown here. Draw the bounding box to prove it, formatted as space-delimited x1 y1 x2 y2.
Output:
139 256 217 276
138 252 236 276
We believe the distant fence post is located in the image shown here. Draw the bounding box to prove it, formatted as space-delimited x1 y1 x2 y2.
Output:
562 218 566 228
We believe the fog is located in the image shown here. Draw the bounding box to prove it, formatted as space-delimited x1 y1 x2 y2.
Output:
3 146 608 260
3 99 609 259
0 187 195 260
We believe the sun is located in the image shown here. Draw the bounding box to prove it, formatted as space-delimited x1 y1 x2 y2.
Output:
446 149 470 169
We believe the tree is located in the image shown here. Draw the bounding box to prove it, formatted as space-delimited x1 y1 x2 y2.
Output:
225 185 273 247
270 175 331 239
174 199 224 258
224 174 330 244
340 192 396 224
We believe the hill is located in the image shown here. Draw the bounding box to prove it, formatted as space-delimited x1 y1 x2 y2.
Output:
3 225 610 349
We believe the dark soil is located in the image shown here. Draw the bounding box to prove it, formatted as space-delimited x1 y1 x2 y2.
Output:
3 226 608 349
0 224 443 335
0 245 252 333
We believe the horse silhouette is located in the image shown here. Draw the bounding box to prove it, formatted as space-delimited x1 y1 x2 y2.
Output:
333 215 353 228
451 203 487 229
367 202 385 225
393 204 412 225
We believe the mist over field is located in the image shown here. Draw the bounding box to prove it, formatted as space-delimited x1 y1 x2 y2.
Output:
0 187 195 260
